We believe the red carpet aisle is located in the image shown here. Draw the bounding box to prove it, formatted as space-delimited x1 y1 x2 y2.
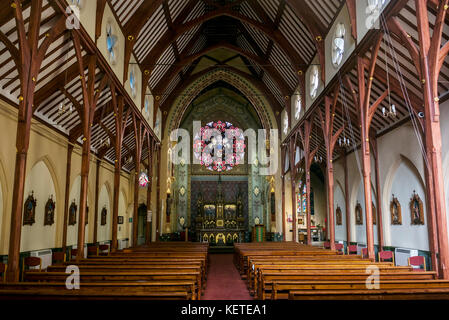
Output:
203 254 253 300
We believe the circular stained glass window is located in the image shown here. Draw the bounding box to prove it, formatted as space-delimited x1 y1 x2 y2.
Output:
193 121 246 172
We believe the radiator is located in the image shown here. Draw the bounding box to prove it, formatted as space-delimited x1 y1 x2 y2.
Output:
394 248 418 266
30 249 52 270
118 239 128 250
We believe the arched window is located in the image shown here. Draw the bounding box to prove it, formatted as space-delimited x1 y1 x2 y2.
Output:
106 23 118 65
283 113 289 135
294 92 302 120
310 65 320 99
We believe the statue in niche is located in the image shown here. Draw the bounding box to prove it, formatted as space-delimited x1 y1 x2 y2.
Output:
101 207 107 226
390 195 402 225
410 191 424 225
44 196 55 226
335 206 342 226
68 201 77 226
23 192 37 226
355 202 363 225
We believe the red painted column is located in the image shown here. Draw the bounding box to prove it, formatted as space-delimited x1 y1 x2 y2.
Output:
62 144 74 252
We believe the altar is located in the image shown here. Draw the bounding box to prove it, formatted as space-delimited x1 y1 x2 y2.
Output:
194 176 246 245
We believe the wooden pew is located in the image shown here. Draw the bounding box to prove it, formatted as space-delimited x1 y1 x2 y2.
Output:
0 282 194 300
258 271 437 299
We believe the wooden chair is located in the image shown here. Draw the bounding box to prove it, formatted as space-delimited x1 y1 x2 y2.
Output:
379 251 395 264
324 241 330 249
99 244 109 256
22 257 41 279
0 263 6 283
408 256 426 271
52 252 66 264
347 245 358 255
361 248 368 259
335 243 344 255
298 234 305 244
87 246 99 257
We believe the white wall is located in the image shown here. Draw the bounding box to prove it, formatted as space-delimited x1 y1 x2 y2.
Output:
334 183 346 241
21 160 57 251
332 121 430 251
97 184 112 242
388 161 428 250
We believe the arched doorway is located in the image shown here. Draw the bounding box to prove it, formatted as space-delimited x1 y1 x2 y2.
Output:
137 204 147 245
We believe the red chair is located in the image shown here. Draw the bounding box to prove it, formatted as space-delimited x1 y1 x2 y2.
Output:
324 241 330 249
379 250 395 264
87 246 98 257
335 243 344 255
22 257 41 279
0 263 6 283
99 244 109 256
52 252 66 264
348 245 358 255
409 256 426 271
361 248 368 259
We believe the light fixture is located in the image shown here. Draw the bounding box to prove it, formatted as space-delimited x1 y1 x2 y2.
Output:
382 35 397 119
382 104 397 118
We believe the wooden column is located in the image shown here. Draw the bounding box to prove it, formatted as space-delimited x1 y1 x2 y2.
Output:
155 144 161 241
289 134 299 242
93 160 100 244
371 136 384 249
132 115 145 247
387 2 448 277
5 1 65 281
343 33 387 260
281 145 287 241
72 33 108 261
104 89 130 252
145 138 154 245
62 144 74 252
298 120 319 245
415 0 449 279
342 150 351 245
318 92 345 250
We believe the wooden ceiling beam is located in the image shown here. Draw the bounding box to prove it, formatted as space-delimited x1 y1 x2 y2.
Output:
140 7 307 77
152 41 291 97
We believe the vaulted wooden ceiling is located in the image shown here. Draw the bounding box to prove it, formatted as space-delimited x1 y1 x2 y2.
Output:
109 0 344 111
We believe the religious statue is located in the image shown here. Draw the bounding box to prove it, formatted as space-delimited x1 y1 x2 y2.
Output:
23 192 37 226
390 195 402 225
372 202 377 225
335 206 342 225
44 196 55 226
355 202 363 225
410 191 424 225
68 201 77 226
101 207 107 226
